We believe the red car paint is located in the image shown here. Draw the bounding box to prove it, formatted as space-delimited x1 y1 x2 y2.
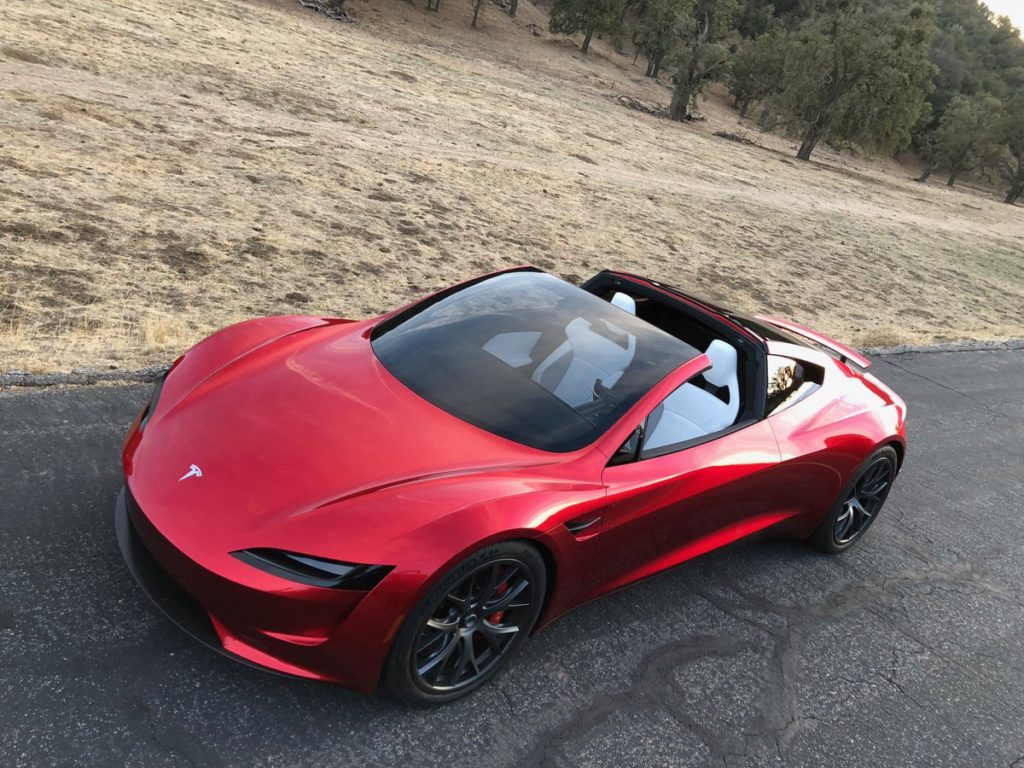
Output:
755 314 874 369
121 269 907 692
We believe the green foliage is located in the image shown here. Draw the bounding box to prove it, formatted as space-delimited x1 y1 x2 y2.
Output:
998 89 1024 203
733 0 774 38
910 0 1024 186
666 0 737 121
727 30 785 116
624 0 1024 181
631 0 689 77
930 0 1023 99
930 92 1005 185
549 0 625 53
768 1 935 160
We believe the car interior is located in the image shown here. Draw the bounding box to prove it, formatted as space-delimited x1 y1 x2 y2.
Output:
578 279 767 457
596 291 743 451
483 284 749 453
463 273 831 459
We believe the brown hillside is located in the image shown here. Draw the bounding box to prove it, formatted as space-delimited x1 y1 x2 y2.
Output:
1 0 1022 372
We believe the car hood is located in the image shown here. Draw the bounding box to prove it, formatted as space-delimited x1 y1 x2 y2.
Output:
125 317 555 557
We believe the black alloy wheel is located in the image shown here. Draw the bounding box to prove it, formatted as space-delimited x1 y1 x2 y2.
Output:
811 446 899 554
384 541 545 704
833 457 893 545
412 558 533 692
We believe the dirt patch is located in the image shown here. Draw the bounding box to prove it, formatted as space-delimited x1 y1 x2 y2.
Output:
331 223 384 241
368 189 405 202
0 221 68 244
1 45 53 66
388 69 418 83
157 242 212 276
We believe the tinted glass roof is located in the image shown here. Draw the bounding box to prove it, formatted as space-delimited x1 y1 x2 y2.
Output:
371 271 699 452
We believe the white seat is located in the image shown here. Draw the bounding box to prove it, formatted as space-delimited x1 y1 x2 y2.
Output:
482 331 542 368
643 339 740 450
532 317 636 407
610 292 636 315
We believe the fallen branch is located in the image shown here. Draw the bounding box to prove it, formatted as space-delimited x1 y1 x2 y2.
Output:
296 0 352 22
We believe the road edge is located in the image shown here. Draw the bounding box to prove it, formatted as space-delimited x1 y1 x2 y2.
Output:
2 338 1023 389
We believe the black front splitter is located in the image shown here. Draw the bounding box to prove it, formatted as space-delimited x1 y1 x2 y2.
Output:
114 486 299 680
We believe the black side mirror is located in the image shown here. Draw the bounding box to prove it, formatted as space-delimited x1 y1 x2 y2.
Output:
609 424 643 466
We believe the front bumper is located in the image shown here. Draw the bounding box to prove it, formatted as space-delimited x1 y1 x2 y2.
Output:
115 486 397 690
115 487 306 679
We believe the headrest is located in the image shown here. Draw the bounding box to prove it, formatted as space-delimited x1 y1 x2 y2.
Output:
704 340 738 388
610 292 636 315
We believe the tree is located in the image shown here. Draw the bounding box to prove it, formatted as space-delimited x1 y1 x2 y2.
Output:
549 0 625 54
667 0 736 122
631 0 688 78
999 90 1024 204
727 30 784 117
733 0 774 38
471 0 484 27
769 1 935 161
930 93 1005 186
912 103 941 181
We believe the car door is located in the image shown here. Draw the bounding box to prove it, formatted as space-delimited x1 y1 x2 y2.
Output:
578 365 786 601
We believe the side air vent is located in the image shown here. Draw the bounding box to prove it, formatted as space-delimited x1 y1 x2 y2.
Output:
565 515 603 537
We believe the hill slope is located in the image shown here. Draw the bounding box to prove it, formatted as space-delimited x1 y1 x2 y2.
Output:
2 0 1023 371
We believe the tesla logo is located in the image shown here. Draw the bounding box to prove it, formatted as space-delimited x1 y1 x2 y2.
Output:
178 464 203 481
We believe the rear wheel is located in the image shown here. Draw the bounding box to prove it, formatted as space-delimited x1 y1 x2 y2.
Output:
383 541 545 705
810 446 898 553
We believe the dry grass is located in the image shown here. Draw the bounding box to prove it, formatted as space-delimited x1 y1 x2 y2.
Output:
1 0 1023 372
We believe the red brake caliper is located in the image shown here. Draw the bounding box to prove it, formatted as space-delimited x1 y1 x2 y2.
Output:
488 581 509 623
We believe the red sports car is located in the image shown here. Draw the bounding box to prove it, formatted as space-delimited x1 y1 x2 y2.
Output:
117 267 907 703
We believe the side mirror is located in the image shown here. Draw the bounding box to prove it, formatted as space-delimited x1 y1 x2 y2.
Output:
608 424 643 466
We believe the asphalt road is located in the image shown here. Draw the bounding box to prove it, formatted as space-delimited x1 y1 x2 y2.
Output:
1 350 1023 768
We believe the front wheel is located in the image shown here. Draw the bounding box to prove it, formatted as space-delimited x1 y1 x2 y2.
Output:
810 446 898 554
383 541 546 705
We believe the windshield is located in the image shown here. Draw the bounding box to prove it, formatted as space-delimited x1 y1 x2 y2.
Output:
371 271 699 452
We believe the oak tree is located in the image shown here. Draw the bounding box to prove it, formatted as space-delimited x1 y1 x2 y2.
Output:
770 1 935 161
667 0 736 122
549 0 625 54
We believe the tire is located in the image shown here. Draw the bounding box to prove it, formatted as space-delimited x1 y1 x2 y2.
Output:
810 446 898 554
383 541 546 705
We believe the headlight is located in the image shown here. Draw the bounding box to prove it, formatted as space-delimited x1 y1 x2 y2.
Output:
231 548 393 590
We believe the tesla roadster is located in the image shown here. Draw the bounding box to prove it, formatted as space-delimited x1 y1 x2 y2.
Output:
116 267 907 703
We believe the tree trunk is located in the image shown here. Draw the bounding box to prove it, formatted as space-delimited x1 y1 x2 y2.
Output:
796 129 819 161
916 165 935 182
508 0 517 16
669 21 709 124
1006 179 1023 204
645 59 654 77
652 57 661 78
738 99 750 118
633 49 640 65
668 85 690 122
581 26 595 54
471 0 482 26
945 152 969 187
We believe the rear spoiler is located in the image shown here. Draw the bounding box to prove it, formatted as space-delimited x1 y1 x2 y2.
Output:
754 314 872 369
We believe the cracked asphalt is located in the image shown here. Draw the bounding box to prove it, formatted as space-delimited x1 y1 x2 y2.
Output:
1 349 1022 767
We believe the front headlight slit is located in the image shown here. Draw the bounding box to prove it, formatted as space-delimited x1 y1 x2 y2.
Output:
231 548 393 590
